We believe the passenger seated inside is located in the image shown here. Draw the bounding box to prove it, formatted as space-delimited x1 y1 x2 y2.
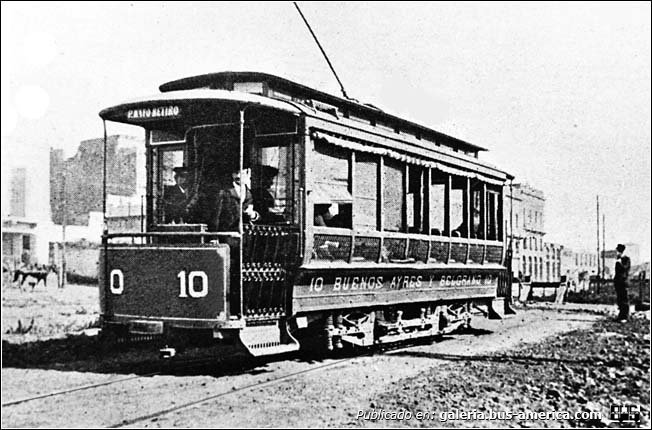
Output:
452 209 481 238
330 204 352 229
252 165 285 224
314 204 334 226
214 167 260 231
313 203 352 228
163 166 190 223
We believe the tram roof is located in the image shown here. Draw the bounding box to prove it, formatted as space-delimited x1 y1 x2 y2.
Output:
159 71 487 154
98 89 303 121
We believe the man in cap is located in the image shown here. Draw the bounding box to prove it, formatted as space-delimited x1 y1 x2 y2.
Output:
253 165 285 224
163 166 190 223
614 243 631 322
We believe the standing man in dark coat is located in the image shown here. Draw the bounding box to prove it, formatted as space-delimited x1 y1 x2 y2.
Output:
214 168 259 231
163 166 190 223
614 243 631 321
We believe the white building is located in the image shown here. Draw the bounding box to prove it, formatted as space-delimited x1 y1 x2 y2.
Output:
504 183 562 282
2 137 53 267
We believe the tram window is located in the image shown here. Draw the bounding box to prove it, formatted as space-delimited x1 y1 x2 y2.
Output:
429 171 447 236
471 184 483 239
189 125 242 231
151 129 184 144
312 142 352 228
314 203 352 228
152 124 245 231
252 144 294 224
407 165 425 233
450 177 465 237
153 147 186 224
383 158 405 232
353 153 378 231
486 190 499 240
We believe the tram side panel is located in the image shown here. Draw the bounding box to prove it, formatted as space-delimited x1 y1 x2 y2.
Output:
292 267 502 313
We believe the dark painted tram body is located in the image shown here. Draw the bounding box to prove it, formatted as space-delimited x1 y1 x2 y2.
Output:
98 72 513 356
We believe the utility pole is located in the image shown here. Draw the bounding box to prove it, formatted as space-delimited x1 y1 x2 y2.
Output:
596 195 600 293
602 213 606 280
140 194 144 233
60 165 67 288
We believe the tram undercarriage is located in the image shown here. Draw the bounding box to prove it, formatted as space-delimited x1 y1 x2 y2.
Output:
286 299 503 354
101 297 504 359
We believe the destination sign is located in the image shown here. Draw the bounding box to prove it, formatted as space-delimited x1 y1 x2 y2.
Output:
127 105 180 120
306 273 497 294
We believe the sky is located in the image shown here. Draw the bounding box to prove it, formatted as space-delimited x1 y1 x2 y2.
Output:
1 1 650 261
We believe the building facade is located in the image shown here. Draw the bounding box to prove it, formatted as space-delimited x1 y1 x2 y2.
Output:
557 248 599 286
504 183 562 282
50 135 144 226
2 139 52 267
2 134 144 270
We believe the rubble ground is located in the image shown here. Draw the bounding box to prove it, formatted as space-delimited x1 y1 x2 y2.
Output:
1 282 99 343
366 313 650 428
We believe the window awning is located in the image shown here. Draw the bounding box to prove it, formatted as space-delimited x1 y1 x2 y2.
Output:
312 181 353 204
312 131 506 186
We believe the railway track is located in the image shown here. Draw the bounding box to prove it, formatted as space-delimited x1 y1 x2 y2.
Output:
107 319 537 429
109 353 361 428
2 330 451 411
1 351 254 408
3 313 542 428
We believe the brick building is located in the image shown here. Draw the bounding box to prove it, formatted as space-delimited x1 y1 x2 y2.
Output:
50 135 144 226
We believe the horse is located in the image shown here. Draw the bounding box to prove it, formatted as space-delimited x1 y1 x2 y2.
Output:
12 265 59 291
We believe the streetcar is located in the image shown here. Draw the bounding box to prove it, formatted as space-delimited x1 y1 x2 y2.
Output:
98 71 514 356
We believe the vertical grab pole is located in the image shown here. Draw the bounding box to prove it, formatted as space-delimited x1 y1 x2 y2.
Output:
101 120 109 324
239 108 245 319
103 120 108 236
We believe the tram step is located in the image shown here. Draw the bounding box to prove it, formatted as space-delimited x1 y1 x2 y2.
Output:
238 321 299 357
490 297 517 318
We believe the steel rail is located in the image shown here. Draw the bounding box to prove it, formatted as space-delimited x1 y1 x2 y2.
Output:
106 321 525 428
3 314 532 422
1 355 229 407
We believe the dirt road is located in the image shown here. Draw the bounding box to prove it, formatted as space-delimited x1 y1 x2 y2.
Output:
1 307 601 428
